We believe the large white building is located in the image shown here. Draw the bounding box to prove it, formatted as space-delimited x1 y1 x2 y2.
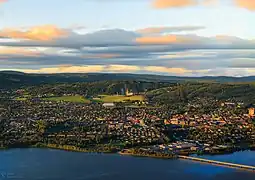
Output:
102 102 115 108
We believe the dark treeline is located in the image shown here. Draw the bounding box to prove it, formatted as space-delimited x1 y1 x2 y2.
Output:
146 82 255 105
3 71 255 89
25 81 173 97
9 80 255 106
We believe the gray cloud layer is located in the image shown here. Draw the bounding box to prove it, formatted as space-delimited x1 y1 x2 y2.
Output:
1 27 255 76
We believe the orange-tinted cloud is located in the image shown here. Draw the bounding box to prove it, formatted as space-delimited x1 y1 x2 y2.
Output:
8 65 207 75
136 35 178 44
153 0 255 10
0 47 41 57
20 65 105 74
215 35 233 40
0 25 67 41
58 64 73 71
235 0 255 10
14 65 141 74
135 35 195 44
153 0 197 8
107 65 141 72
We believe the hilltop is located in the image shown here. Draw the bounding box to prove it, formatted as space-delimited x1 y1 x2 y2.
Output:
1 71 255 89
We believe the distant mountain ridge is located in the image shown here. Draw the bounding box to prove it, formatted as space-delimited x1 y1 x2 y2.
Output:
1 71 255 89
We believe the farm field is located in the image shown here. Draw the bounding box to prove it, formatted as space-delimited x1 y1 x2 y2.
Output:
39 95 144 103
96 95 145 103
15 97 27 101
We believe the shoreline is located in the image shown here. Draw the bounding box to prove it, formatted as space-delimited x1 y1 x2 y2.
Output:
118 151 177 159
0 146 178 159
1 144 255 160
31 143 119 154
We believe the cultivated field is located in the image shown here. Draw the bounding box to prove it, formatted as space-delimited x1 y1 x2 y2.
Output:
41 95 144 103
15 97 27 101
95 95 145 103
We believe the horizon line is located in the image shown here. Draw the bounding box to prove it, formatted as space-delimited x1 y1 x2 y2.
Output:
0 70 254 78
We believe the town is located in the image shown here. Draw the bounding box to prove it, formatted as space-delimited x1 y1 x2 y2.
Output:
1 81 255 159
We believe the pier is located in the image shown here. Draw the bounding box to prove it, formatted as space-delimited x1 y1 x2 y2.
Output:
178 155 255 171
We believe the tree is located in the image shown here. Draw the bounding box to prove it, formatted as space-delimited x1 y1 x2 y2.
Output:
36 120 47 134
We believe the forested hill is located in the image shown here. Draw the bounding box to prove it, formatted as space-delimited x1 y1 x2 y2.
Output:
15 80 255 105
146 82 255 105
1 71 255 89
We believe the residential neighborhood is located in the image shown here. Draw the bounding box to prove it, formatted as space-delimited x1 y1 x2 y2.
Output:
1 91 255 156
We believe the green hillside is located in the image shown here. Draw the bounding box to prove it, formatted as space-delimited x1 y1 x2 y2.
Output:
2 71 255 89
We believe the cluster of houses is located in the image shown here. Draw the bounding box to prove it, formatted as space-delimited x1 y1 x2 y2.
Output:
164 101 253 128
1 97 255 150
106 120 164 144
1 99 168 147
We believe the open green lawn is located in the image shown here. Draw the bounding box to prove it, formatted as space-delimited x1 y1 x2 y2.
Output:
41 95 144 103
43 95 90 103
15 97 27 101
97 95 145 103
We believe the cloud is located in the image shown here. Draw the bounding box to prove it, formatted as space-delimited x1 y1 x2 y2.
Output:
230 58 255 68
19 65 105 74
235 0 255 10
135 34 207 45
8 65 140 74
144 66 192 74
0 25 68 41
153 0 197 8
1 27 253 49
136 26 205 34
214 35 244 41
3 64 208 76
205 68 253 77
135 35 178 44
152 0 255 10
143 66 209 75
0 27 255 77
3 48 255 76
1 29 254 61
0 28 139 48
81 53 121 59
202 0 219 6
107 65 141 72
157 51 215 59
0 47 41 57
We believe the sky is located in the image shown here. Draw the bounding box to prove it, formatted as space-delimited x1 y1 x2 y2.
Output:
0 0 255 76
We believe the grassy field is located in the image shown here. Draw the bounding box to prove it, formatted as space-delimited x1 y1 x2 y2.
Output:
41 95 144 103
15 97 27 101
97 95 145 103
43 95 90 103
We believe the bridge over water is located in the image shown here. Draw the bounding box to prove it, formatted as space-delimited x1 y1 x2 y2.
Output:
178 155 255 171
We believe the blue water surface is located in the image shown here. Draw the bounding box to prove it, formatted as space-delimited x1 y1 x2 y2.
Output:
0 149 255 180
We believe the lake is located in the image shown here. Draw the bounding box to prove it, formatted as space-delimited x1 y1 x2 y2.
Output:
0 149 255 180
